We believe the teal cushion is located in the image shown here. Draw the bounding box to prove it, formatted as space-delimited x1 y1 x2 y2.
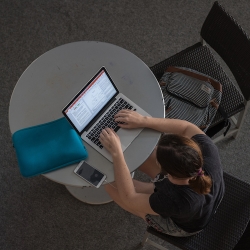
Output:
12 117 88 177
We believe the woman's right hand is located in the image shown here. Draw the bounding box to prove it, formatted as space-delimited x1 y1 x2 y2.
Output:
99 128 123 158
114 109 146 129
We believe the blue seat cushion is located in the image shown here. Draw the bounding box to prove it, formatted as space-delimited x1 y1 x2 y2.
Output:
12 117 88 177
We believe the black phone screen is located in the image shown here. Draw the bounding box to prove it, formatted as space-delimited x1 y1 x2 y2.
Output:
75 162 105 186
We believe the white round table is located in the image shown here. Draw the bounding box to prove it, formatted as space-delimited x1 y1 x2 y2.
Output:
9 41 164 204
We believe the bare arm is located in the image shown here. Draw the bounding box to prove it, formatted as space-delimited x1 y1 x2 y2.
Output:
115 109 204 138
99 128 158 215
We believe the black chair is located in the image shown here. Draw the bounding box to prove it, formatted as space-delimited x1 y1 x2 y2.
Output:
141 172 250 250
150 1 250 142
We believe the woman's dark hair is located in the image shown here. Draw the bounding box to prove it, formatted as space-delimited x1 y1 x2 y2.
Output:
156 133 212 195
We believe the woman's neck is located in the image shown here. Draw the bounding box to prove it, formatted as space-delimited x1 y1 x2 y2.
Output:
167 174 190 185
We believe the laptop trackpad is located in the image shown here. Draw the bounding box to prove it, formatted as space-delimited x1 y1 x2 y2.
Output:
117 127 143 150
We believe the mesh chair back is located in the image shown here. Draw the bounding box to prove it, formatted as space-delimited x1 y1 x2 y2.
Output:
145 172 250 250
201 1 250 100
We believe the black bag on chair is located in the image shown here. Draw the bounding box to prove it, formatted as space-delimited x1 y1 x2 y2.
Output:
159 66 223 132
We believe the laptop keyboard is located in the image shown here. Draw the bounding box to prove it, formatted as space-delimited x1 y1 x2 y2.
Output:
86 98 135 149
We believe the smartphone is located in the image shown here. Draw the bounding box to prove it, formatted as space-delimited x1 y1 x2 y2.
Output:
74 161 106 188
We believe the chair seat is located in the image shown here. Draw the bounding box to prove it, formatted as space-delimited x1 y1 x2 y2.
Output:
143 172 250 250
150 42 245 127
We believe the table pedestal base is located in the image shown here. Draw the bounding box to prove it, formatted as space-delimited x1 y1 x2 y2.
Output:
65 185 113 205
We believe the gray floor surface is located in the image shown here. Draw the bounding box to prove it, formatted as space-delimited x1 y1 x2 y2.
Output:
1 1 250 249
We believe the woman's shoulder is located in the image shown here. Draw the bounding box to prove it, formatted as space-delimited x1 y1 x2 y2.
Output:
192 133 214 144
191 134 219 157
192 134 223 182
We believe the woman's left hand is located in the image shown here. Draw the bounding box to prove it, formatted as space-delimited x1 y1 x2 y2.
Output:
99 128 123 157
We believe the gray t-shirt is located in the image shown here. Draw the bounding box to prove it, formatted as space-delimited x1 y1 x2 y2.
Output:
149 134 225 233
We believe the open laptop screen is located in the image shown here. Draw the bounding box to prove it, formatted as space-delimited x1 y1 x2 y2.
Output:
63 68 118 133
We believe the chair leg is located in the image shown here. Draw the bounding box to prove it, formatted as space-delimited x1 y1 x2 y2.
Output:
233 101 249 139
141 231 150 246
212 101 249 143
141 231 170 250
200 37 207 46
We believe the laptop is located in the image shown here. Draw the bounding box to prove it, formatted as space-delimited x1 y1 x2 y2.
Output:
62 66 150 162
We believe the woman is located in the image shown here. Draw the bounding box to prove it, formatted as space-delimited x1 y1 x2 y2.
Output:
100 109 224 237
